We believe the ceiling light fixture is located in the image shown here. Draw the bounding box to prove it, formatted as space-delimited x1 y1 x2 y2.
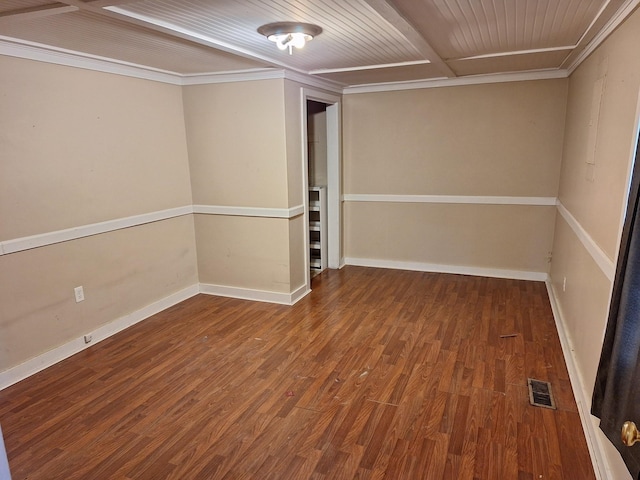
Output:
258 22 322 55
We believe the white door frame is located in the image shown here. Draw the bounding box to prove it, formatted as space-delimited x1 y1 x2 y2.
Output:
301 88 342 291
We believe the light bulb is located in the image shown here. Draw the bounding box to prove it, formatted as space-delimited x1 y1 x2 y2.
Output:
290 33 307 49
270 34 289 50
259 23 322 55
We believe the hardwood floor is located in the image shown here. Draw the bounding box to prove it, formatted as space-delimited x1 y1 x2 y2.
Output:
0 267 596 479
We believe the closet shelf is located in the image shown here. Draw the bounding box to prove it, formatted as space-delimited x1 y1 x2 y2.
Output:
309 186 327 272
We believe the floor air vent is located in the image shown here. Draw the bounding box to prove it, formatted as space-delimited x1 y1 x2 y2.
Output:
527 378 556 409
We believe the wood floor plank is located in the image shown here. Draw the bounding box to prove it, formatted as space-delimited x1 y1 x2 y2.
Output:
0 267 596 479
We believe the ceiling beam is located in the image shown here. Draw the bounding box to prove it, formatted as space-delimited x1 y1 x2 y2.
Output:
362 0 456 78
310 60 431 75
0 4 78 24
84 0 142 7
56 0 227 47
561 0 632 71
56 0 312 74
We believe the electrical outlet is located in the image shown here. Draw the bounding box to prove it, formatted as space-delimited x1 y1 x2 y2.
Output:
74 286 84 303
84 334 93 344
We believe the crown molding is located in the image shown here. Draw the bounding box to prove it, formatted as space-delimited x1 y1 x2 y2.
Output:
0 36 183 85
283 69 344 94
0 35 344 91
2 0 640 92
2 35 577 93
566 0 640 74
343 69 570 95
181 68 344 93
180 68 285 85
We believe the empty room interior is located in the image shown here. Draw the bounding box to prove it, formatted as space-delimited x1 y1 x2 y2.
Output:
2 1 640 479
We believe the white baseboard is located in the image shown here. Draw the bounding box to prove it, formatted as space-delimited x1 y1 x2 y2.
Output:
199 282 310 305
0 285 200 391
545 281 611 480
0 281 314 390
344 257 549 282
290 283 311 304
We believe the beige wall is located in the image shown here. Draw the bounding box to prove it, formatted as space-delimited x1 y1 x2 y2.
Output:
344 80 567 196
0 56 193 239
550 218 612 385
0 216 198 368
2 71 318 374
284 80 304 208
283 82 343 286
345 203 556 272
183 79 307 295
557 15 640 259
343 79 568 274
288 215 307 291
0 56 198 371
308 109 328 187
283 80 308 291
183 80 289 208
3 14 640 475
550 8 640 479
194 215 291 293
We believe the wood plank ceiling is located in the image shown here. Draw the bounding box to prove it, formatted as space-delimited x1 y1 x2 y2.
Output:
0 0 637 86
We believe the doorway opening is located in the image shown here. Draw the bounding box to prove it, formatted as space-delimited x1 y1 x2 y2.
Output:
307 100 328 278
301 89 342 291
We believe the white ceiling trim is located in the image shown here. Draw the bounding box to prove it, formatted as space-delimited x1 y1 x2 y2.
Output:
0 35 344 92
13 19 633 96
362 0 455 77
572 0 617 50
182 68 343 93
566 0 640 73
0 36 183 85
455 46 575 61
0 35 571 93
343 69 569 95
282 70 344 93
2 0 639 94
0 5 79 23
181 68 285 86
309 59 431 74
105 5 309 75
87 0 139 7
